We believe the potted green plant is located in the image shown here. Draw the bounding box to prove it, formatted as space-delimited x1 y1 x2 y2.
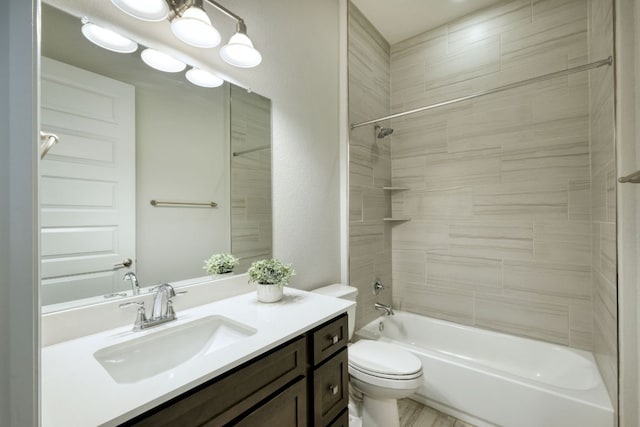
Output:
203 253 239 276
247 258 295 302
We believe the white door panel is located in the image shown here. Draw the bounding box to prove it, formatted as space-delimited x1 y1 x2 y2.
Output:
41 227 117 256
41 254 127 278
40 57 135 305
40 178 116 207
42 272 119 306
42 75 120 123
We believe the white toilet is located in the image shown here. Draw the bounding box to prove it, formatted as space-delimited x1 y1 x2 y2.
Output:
312 284 423 427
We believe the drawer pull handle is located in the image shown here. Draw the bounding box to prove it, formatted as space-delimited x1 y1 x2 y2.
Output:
327 334 339 345
328 384 339 395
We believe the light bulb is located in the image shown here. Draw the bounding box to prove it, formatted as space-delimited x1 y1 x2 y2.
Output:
220 33 262 68
110 0 169 21
185 68 224 88
171 6 221 48
140 49 186 73
81 21 138 53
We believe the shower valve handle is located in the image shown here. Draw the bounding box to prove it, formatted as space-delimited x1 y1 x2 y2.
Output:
373 279 384 295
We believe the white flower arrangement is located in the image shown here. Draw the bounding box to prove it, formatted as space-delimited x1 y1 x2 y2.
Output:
247 258 295 287
203 253 239 275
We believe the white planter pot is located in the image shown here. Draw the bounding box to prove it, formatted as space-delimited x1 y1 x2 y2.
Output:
256 284 283 303
210 272 233 280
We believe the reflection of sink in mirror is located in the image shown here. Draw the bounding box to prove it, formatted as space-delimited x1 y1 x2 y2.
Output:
94 316 256 384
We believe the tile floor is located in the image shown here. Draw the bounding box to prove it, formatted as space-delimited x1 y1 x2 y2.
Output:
398 399 477 427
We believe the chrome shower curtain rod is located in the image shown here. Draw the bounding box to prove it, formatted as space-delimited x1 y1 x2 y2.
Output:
350 56 613 130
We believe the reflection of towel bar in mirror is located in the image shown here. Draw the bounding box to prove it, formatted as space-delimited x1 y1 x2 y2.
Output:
618 170 640 184
150 200 218 208
232 145 270 157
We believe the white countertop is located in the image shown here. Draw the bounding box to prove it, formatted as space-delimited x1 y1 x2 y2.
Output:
42 287 353 427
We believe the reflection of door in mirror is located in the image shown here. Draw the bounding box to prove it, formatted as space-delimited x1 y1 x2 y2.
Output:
40 57 135 306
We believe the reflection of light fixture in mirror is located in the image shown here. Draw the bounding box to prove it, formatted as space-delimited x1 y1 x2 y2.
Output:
80 18 138 53
220 20 262 68
186 67 224 87
110 0 169 22
140 48 187 73
170 0 221 48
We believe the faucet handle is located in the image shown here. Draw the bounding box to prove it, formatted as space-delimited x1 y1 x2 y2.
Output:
119 301 147 330
119 301 144 309
373 279 384 295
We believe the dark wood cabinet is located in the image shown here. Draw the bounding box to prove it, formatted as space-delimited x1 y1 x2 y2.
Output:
231 378 307 427
121 313 349 427
311 348 348 426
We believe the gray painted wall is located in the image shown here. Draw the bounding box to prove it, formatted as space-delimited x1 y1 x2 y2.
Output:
0 3 10 425
2 1 39 426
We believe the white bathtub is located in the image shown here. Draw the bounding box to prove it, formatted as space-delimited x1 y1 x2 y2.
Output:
356 311 614 427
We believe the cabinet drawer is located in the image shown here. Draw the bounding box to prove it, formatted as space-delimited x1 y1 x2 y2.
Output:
312 348 348 427
311 314 348 365
124 336 306 427
327 409 349 427
229 378 307 427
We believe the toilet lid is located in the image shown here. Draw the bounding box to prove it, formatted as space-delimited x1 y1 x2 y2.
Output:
349 340 422 377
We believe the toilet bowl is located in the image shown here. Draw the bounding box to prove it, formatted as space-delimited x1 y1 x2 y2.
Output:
349 340 423 427
312 284 423 427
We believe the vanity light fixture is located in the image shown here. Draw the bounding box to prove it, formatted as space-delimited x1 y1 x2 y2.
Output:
110 0 263 68
219 20 262 68
170 0 221 48
111 0 169 22
81 18 138 53
185 67 224 87
140 48 187 72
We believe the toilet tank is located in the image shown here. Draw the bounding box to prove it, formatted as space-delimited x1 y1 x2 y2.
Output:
311 284 358 340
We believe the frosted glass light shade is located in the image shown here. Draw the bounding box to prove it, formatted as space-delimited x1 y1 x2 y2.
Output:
220 33 262 68
81 22 138 53
185 68 224 88
171 6 221 48
111 0 169 21
140 49 186 73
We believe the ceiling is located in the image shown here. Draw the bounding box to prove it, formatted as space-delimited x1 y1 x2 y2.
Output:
350 0 506 45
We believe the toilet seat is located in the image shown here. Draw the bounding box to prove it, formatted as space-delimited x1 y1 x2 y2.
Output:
348 340 423 387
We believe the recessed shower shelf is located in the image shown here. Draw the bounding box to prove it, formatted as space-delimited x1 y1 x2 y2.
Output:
383 187 410 191
383 217 411 222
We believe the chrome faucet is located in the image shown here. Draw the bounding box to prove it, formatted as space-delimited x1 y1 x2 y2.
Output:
123 272 140 295
120 283 184 331
374 302 395 316
151 283 176 321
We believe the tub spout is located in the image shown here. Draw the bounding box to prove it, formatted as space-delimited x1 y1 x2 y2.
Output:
374 302 395 316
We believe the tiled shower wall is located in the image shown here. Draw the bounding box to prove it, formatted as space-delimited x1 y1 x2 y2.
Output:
388 0 597 350
348 4 393 329
589 0 617 408
230 86 273 273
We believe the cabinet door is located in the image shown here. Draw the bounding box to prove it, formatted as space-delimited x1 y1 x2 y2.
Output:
312 348 348 426
229 378 307 427
124 337 306 426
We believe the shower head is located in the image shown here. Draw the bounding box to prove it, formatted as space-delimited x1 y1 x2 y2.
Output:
375 125 394 139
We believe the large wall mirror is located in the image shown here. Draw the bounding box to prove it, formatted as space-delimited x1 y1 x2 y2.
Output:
40 3 272 312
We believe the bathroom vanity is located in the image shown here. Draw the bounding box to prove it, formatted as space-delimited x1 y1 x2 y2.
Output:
41 285 352 427
124 314 348 426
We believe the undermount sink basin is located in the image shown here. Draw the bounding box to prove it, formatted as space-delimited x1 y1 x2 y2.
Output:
94 315 257 384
